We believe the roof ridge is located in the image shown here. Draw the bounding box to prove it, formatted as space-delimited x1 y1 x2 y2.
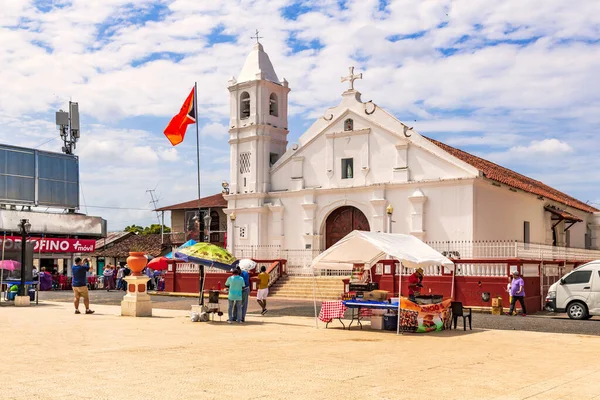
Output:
424 136 598 214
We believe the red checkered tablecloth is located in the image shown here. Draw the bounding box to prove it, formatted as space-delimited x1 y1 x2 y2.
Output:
319 301 347 323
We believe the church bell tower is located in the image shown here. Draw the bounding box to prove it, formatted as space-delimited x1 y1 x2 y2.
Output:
227 41 290 195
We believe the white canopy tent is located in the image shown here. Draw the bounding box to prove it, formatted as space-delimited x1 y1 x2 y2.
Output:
310 231 455 334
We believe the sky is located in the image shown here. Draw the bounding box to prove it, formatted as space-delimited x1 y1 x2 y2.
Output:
1 0 599 232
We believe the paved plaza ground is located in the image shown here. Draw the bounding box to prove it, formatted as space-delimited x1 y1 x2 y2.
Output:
2 298 600 400
38 290 600 336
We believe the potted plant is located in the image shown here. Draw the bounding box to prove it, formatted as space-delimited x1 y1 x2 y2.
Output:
127 245 147 276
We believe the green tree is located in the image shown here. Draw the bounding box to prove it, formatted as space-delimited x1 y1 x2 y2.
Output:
142 224 171 235
124 225 144 234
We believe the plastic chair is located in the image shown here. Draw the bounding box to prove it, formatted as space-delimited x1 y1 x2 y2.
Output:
451 301 472 331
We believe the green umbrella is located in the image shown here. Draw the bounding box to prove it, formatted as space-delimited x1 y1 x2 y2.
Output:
175 243 236 270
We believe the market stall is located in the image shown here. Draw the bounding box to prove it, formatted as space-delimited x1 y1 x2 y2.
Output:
311 231 455 334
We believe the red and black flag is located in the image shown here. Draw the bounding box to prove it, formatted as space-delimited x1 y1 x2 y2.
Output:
163 87 196 146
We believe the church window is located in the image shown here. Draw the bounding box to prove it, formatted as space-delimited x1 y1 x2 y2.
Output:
240 92 250 119
269 93 278 116
341 158 353 179
344 118 353 131
239 152 251 174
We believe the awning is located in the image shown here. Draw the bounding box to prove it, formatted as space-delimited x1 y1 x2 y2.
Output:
311 231 454 271
544 206 583 223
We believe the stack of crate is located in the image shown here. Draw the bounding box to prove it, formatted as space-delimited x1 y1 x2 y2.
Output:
491 297 503 315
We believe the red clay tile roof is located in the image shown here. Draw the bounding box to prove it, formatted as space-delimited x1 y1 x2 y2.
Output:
91 234 167 258
426 137 598 214
155 193 227 211
95 231 133 250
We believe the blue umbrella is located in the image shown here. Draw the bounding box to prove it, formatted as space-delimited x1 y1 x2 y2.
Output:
165 239 197 259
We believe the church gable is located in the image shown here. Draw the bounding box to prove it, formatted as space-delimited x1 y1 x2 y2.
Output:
270 102 479 192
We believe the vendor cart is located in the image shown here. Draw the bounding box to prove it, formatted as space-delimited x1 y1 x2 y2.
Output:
205 290 224 321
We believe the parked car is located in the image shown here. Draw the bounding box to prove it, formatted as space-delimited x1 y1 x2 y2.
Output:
545 260 600 320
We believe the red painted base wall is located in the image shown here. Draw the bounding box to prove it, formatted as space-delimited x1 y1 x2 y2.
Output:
369 275 540 313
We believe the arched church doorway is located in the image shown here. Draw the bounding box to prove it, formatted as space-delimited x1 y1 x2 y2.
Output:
325 206 370 249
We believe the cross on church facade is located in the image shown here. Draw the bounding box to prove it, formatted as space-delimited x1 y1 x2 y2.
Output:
251 29 263 44
341 66 362 91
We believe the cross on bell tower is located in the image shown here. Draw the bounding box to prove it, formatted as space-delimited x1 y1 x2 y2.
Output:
341 66 362 91
250 29 263 44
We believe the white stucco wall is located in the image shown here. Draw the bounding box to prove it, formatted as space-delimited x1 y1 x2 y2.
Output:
473 180 590 247
256 180 475 250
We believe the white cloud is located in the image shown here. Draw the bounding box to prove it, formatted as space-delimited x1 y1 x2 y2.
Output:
511 138 573 154
1 0 599 229
158 147 178 161
200 122 228 138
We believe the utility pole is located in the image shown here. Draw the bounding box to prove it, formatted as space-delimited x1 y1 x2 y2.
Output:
146 189 163 244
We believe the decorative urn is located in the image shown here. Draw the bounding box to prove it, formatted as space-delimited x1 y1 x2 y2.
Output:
127 251 147 276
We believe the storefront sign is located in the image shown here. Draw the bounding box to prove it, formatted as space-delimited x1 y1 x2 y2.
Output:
0 236 96 253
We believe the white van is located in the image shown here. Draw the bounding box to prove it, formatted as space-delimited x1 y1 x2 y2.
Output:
545 260 600 320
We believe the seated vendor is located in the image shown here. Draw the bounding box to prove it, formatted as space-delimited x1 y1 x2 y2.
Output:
408 268 424 302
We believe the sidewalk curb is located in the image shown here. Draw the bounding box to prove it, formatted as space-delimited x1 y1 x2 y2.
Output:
149 291 229 299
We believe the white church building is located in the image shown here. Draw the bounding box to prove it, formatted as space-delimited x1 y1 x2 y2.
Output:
224 42 600 255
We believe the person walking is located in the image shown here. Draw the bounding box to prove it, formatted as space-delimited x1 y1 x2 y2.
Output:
72 257 94 315
225 268 245 324
145 266 154 290
103 265 114 292
256 266 269 315
507 271 527 316
116 265 125 291
506 275 513 314
239 266 251 322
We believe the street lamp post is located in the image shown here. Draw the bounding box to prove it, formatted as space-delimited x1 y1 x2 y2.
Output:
203 213 212 243
386 204 394 233
18 219 31 296
229 212 236 255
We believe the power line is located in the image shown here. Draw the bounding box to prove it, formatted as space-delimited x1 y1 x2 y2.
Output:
146 189 161 224
33 136 59 149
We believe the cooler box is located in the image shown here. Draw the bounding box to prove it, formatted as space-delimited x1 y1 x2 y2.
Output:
363 290 389 302
28 288 36 301
383 314 398 331
371 315 384 330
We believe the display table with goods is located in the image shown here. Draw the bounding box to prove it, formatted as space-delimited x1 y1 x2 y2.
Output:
310 231 456 334
3 280 38 303
340 296 452 333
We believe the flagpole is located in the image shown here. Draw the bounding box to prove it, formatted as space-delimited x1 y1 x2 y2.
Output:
194 81 205 306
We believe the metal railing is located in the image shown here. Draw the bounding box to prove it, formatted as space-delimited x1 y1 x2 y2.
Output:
232 240 600 276
426 240 600 261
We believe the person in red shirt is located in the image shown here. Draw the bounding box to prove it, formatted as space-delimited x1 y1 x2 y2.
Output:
408 268 424 302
